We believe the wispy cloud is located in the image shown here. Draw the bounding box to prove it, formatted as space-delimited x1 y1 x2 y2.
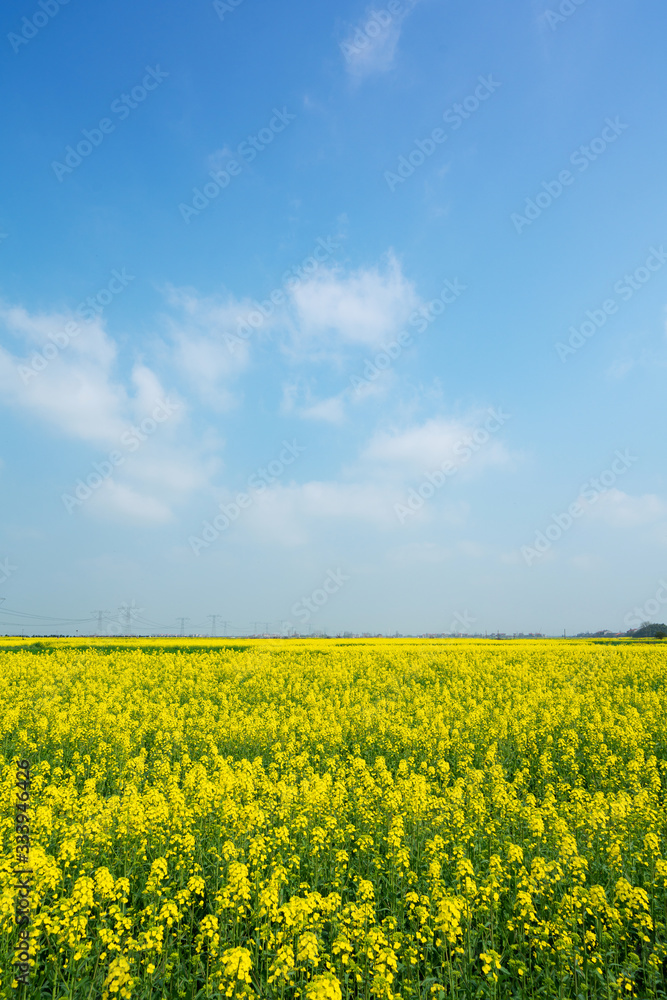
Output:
361 413 513 478
581 488 667 528
161 285 259 409
225 410 511 545
0 300 136 444
299 395 348 424
0 297 219 525
340 1 421 80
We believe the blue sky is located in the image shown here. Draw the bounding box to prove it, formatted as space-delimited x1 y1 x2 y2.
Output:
1 0 666 636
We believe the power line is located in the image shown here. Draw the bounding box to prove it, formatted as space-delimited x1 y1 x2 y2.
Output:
134 614 176 633
91 610 110 636
207 615 230 636
0 606 96 623
111 601 145 635
176 617 190 637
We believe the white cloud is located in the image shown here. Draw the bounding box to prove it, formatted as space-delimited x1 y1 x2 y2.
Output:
241 478 473 546
300 395 347 424
340 1 420 80
344 24 402 78
162 286 260 408
361 413 512 476
605 358 637 380
164 254 422 392
225 406 511 545
0 297 216 525
349 369 397 402
280 379 348 424
387 542 452 564
77 441 218 527
364 418 469 468
124 450 214 495
87 481 174 525
582 489 667 528
0 301 132 444
130 364 176 422
289 253 419 349
0 272 507 539
279 379 301 415
244 481 400 545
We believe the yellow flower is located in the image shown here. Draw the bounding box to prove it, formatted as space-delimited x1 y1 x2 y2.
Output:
305 972 343 1000
220 946 252 983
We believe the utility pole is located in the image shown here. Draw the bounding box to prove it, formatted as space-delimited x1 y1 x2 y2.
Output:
176 617 189 637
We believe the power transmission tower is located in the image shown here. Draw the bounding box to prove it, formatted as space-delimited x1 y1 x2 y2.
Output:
207 615 231 636
117 600 143 635
117 604 132 634
91 610 110 636
176 617 190 637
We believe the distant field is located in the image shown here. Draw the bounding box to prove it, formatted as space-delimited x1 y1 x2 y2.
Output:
1 639 666 998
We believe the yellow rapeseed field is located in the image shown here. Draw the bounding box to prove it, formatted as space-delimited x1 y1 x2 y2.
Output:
1 638 666 998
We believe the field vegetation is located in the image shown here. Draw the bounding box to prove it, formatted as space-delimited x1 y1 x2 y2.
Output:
1 638 666 998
